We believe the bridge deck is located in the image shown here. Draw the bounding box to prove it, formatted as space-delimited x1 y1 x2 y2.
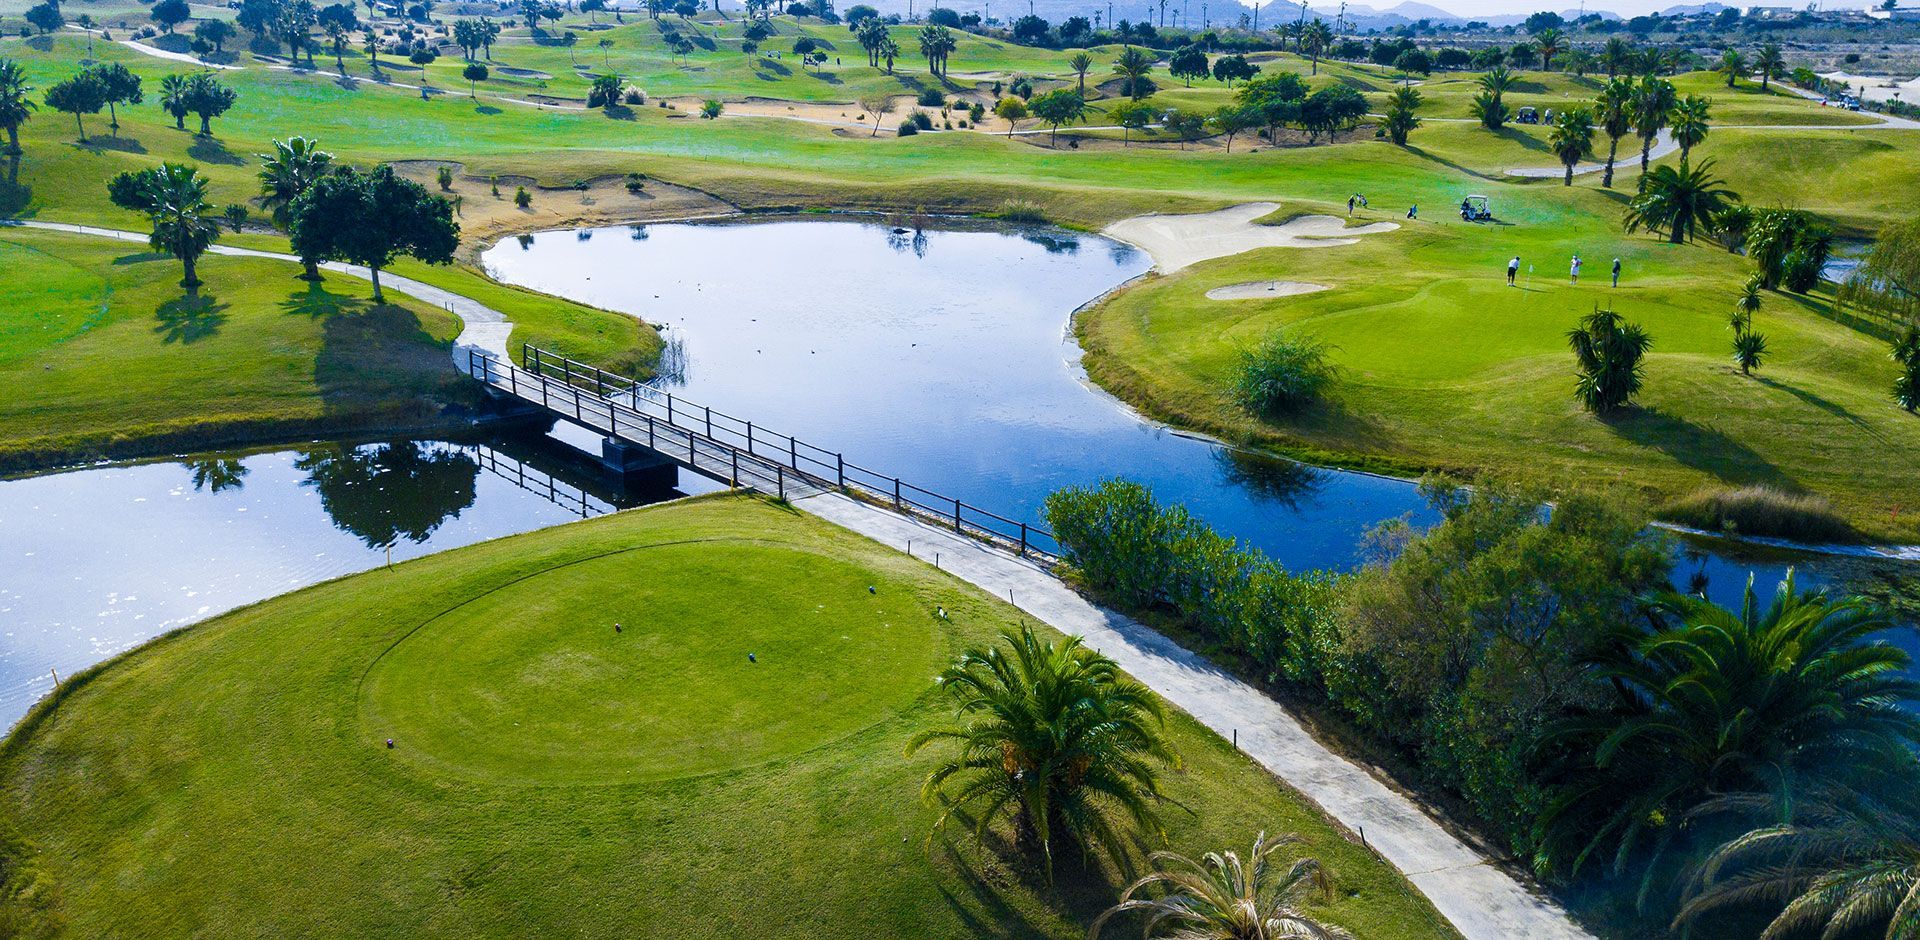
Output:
465 348 1051 562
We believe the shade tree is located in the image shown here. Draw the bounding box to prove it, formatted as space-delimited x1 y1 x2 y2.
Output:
107 162 222 290
289 164 457 302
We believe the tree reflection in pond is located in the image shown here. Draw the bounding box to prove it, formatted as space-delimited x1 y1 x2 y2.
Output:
182 456 249 494
1214 448 1324 512
295 441 480 548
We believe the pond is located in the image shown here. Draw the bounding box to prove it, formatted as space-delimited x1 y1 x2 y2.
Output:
4 216 1913 729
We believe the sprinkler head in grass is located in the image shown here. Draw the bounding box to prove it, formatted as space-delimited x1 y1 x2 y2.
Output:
386 738 395 749
748 652 757 663
868 585 876 594
614 622 622 633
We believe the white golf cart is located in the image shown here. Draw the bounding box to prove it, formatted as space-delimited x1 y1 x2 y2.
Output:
1459 195 1493 223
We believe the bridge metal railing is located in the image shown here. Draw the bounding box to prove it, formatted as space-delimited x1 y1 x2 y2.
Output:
466 346 1061 564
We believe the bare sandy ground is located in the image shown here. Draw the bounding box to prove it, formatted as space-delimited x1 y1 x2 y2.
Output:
390 161 736 256
1103 202 1399 273
1205 280 1331 300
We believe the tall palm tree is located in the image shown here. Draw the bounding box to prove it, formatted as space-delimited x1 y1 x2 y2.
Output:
1631 73 1677 180
1111 45 1155 100
108 163 222 290
1534 26 1564 72
1535 574 1920 898
1717 47 1747 88
1734 275 1762 332
1068 51 1093 94
159 73 191 130
256 136 336 279
1625 158 1739 244
1473 64 1515 130
1595 77 1635 188
905 624 1177 879
1090 832 1354 940
1669 94 1711 162
916 24 955 77
1602 36 1633 79
1754 42 1784 92
1549 107 1595 185
1301 19 1332 75
0 58 35 155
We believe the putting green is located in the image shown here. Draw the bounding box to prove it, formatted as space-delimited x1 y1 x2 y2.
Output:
361 539 940 785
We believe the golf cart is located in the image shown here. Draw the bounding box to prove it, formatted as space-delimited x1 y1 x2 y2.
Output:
1516 106 1540 125
1460 195 1493 223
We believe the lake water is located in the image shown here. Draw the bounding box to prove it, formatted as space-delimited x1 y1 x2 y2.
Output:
4 216 1912 729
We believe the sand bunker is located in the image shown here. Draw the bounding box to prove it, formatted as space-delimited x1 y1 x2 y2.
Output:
1205 280 1330 300
1104 203 1398 273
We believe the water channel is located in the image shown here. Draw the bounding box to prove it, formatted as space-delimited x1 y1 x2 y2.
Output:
3 216 1912 728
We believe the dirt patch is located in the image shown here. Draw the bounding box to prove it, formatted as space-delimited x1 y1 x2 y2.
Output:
1205 280 1331 300
390 161 738 257
1104 203 1399 273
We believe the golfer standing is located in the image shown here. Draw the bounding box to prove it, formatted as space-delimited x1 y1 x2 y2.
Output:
1611 257 1622 287
1570 255 1583 284
1508 256 1521 286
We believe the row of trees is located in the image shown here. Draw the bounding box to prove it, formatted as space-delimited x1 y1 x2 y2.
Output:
5 59 237 142
1040 474 1920 938
103 135 456 304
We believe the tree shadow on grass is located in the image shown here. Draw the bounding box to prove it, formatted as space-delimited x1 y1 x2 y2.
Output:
313 298 465 411
79 134 147 154
0 155 29 217
1401 144 1496 181
927 811 1130 939
113 251 174 265
279 279 362 320
1494 125 1550 153
1754 374 1877 434
755 58 793 78
475 104 503 115
1601 405 1794 487
155 293 230 343
187 137 248 166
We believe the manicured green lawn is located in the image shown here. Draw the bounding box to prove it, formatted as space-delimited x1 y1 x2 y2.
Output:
0 228 469 470
0 495 1458 940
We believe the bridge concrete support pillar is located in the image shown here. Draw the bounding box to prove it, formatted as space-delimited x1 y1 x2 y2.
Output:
601 438 679 491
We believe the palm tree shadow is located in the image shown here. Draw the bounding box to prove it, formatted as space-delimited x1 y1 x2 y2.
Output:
80 135 147 154
280 280 362 320
1494 125 1550 153
0 155 29 216
187 137 248 166
1753 375 1877 434
1601 405 1793 487
1401 144 1496 181
155 293 230 343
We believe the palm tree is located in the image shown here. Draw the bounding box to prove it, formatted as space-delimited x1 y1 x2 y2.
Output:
1112 45 1155 100
256 136 335 279
1668 94 1711 163
1679 786 1920 940
1381 85 1421 146
1754 42 1784 92
1472 65 1514 130
1595 77 1634 189
1631 74 1677 180
0 58 35 155
1731 328 1767 375
1068 51 1093 94
1549 107 1595 185
1602 36 1633 79
1090 832 1354 940
916 24 955 77
1734 275 1762 331
1717 47 1747 88
1566 306 1652 414
1625 158 1739 244
1301 19 1332 75
1535 574 1920 896
159 73 191 130
1534 26 1564 71
108 163 222 290
905 624 1177 879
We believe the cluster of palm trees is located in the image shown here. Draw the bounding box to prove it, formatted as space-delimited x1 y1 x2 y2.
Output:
1716 41 1787 90
915 24 956 77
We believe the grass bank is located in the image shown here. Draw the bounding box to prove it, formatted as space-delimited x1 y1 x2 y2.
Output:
0 495 1456 939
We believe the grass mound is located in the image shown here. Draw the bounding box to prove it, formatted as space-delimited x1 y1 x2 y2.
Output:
0 496 1455 940
1663 484 1857 543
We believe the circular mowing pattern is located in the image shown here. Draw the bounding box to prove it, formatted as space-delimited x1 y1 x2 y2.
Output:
360 540 939 785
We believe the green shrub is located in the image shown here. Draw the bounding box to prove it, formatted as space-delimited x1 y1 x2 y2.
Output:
1233 332 1338 416
1664 485 1856 542
435 165 454 190
513 186 531 208
915 87 944 106
895 120 918 136
909 110 933 130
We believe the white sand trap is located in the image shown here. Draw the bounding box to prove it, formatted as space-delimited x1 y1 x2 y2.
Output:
1205 280 1330 300
1104 202 1399 273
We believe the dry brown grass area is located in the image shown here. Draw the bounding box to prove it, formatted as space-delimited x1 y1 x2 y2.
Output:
390 161 739 256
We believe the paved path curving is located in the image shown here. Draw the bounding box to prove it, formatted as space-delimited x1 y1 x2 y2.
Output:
799 490 1596 940
0 220 511 361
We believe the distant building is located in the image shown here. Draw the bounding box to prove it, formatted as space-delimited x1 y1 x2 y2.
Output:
1869 4 1920 19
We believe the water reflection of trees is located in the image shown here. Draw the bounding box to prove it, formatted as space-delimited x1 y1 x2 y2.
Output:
182 456 249 494
1214 448 1323 511
1021 233 1080 255
295 441 479 548
649 333 689 388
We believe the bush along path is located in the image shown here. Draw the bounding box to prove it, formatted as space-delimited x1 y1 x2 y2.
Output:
796 489 1596 940
0 220 512 362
